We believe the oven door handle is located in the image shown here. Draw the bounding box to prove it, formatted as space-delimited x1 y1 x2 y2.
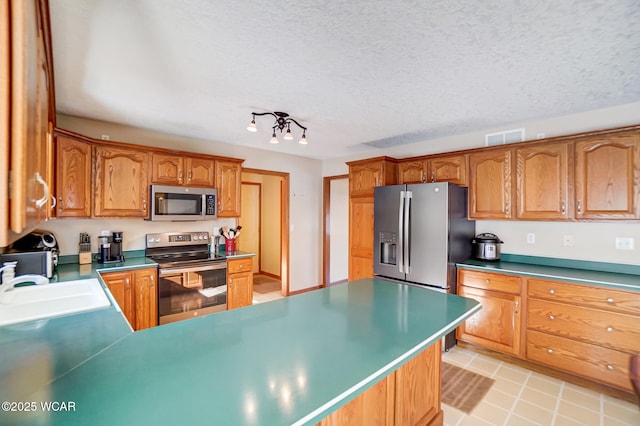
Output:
159 263 227 275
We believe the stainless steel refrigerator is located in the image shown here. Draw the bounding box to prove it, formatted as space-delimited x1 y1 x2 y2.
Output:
374 182 475 289
374 182 476 349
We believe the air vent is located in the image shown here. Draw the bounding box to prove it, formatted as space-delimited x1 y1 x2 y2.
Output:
485 128 525 146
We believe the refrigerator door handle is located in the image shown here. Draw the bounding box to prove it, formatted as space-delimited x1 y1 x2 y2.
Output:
398 191 405 273
404 190 412 274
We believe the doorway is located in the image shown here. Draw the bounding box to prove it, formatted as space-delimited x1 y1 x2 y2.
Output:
322 175 349 287
240 168 290 296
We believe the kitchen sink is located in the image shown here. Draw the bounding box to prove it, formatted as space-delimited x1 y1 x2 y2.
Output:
0 278 111 326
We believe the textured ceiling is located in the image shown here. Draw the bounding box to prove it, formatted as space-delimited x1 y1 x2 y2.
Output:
49 0 640 160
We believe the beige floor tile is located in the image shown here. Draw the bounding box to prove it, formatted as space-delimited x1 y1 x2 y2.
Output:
512 400 554 425
557 400 600 426
459 415 495 426
482 387 517 411
519 387 558 411
525 373 563 398
492 376 525 396
494 363 530 384
470 400 510 425
442 404 465 426
560 386 601 410
467 354 502 376
602 399 640 425
505 413 540 426
553 414 587 426
442 347 475 367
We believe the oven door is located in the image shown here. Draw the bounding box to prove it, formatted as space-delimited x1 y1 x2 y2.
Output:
157 262 227 325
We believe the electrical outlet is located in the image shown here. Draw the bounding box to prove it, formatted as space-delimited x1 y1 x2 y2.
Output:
615 237 634 250
526 233 535 244
536 132 546 139
101 134 110 140
563 235 574 247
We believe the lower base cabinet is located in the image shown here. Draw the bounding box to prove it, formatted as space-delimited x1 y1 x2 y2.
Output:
318 340 442 426
100 267 158 331
227 257 253 310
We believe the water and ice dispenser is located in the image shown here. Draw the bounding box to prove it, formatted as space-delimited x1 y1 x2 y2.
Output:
378 232 397 265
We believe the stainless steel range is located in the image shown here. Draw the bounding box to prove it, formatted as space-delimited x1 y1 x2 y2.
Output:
145 232 227 325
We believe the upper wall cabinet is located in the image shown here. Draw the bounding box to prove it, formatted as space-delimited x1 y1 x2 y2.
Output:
151 153 215 187
574 132 640 219
215 159 242 217
468 149 512 219
56 134 92 218
428 154 468 187
349 157 397 197
94 144 149 217
515 143 571 220
1 0 56 247
397 159 427 184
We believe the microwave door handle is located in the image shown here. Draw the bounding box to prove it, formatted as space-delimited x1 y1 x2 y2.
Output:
404 191 412 274
398 191 405 274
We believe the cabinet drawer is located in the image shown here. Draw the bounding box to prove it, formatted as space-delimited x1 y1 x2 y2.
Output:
527 330 633 392
227 257 252 274
527 299 640 354
527 278 640 315
458 269 521 294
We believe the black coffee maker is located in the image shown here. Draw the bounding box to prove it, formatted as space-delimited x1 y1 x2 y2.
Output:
98 231 124 263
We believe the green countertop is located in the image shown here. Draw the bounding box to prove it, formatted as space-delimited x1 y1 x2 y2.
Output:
0 278 479 426
458 257 640 291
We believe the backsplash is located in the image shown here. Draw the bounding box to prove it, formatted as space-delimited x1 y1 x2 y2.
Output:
36 218 237 255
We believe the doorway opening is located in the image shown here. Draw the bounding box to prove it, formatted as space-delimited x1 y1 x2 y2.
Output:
240 168 290 296
322 174 349 287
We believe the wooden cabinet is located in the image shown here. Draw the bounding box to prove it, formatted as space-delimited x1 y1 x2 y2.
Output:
397 159 427 184
468 149 513 219
151 152 215 187
457 269 523 356
101 267 158 331
515 143 571 220
347 158 397 281
318 340 442 426
574 133 640 219
216 159 242 217
227 257 253 310
93 144 149 217
1 0 56 246
428 154 468 187
526 278 640 392
55 134 92 217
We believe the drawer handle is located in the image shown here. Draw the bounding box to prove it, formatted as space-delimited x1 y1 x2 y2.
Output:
606 364 614 371
548 289 555 295
606 298 614 303
547 348 553 354
606 326 614 333
548 315 555 320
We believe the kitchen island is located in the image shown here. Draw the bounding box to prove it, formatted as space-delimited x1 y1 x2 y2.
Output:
0 278 480 425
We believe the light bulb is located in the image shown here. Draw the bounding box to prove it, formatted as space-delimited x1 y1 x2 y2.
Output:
283 128 293 140
247 119 257 132
299 133 307 144
270 132 279 144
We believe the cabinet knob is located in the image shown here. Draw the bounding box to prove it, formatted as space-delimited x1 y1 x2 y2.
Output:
606 298 614 303
606 326 614 333
188 171 192 182
577 200 582 215
548 315 555 320
514 300 519 315
485 279 490 284
143 199 147 212
547 348 553 354
548 289 555 295
430 172 435 182
606 364 614 371
178 170 183 182
561 200 566 215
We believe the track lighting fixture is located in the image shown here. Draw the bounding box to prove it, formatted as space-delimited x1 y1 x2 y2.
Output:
247 111 308 145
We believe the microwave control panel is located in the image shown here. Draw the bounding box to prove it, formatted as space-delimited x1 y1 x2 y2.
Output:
205 194 216 215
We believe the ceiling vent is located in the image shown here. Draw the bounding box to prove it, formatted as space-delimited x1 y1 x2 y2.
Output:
485 128 525 146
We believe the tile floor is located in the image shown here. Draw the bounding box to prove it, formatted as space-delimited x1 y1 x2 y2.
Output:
442 346 640 426
252 274 285 304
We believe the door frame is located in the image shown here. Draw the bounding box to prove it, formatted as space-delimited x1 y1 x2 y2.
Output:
322 174 349 287
242 168 290 296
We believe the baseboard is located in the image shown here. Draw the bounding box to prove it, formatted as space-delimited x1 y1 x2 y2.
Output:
288 285 322 296
258 271 280 280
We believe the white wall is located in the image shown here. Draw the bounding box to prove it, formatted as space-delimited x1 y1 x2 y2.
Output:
50 114 323 291
329 178 349 283
322 102 640 266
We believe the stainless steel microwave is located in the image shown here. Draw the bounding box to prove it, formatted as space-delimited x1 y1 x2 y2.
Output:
149 185 217 221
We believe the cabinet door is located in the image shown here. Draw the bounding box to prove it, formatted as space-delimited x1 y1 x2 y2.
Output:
574 134 640 219
216 160 242 217
457 285 521 356
133 268 157 330
94 145 149 217
428 155 467 186
56 136 91 217
468 149 512 219
516 143 570 220
397 160 427 184
101 271 134 326
227 271 253 310
349 197 374 281
151 153 183 185
185 157 215 187
350 163 384 197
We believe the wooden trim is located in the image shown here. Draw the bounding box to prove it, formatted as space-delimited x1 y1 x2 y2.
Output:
240 181 261 272
258 271 280 281
322 174 348 287
346 155 399 166
288 285 321 296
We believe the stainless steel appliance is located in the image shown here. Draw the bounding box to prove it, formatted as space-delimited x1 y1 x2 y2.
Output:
145 231 227 325
374 182 475 350
0 231 59 279
472 233 503 260
9 230 59 266
98 231 125 264
150 185 217 221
